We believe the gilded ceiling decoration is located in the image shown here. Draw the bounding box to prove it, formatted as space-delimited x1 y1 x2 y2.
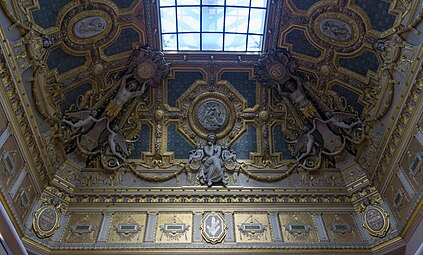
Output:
0 0 422 254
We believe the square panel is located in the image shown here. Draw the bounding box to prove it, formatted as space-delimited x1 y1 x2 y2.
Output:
226 0 250 6
202 33 223 50
108 213 147 243
155 213 192 243
249 8 266 34
225 7 249 33
279 213 319 243
160 7 177 33
162 34 177 50
178 33 200 50
234 213 271 242
224 34 246 51
177 7 200 32
321 213 363 243
61 213 103 244
202 0 224 5
202 7 224 32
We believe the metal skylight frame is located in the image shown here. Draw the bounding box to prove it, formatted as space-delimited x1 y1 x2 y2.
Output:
158 0 269 52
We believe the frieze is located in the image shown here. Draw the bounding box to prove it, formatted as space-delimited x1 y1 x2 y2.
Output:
0 39 49 187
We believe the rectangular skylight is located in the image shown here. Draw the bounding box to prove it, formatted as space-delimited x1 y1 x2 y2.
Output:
158 0 268 52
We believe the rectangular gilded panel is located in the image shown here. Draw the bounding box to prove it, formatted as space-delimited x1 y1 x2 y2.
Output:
108 212 147 243
279 213 318 243
0 136 25 192
155 212 192 243
399 136 423 192
12 174 36 223
234 212 271 243
321 213 363 243
61 213 103 243
385 174 412 225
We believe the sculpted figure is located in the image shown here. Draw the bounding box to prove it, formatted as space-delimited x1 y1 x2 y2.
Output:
200 133 224 187
317 112 363 134
61 109 106 132
291 120 323 163
189 133 234 187
105 124 129 162
276 75 316 118
105 74 147 117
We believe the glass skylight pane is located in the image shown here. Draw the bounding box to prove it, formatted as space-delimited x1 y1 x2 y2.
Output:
160 7 177 33
177 7 200 32
225 8 248 33
247 35 262 51
249 9 266 34
224 34 246 51
251 0 267 8
159 0 267 52
160 0 176 6
177 0 200 5
202 33 223 50
202 7 224 32
226 0 250 6
162 34 177 50
178 33 200 50
202 0 224 5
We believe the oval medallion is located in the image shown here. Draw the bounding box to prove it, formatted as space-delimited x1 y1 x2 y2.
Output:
33 205 60 238
73 16 107 39
67 10 113 45
362 205 390 237
311 12 360 49
319 18 353 41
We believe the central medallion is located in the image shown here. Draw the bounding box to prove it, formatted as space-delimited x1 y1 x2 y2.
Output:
196 99 228 132
189 92 235 139
177 80 246 143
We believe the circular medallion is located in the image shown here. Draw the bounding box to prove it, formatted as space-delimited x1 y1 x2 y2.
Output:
268 63 286 80
362 205 390 237
33 205 60 238
189 92 235 139
196 99 228 131
136 61 157 80
320 65 331 76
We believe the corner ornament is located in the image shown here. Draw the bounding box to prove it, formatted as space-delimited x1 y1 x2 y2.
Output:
362 204 390 238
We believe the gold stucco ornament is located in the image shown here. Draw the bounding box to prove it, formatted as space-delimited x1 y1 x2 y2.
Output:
362 204 390 238
33 205 61 238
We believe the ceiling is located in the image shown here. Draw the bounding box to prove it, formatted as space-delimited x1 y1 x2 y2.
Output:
0 0 422 254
